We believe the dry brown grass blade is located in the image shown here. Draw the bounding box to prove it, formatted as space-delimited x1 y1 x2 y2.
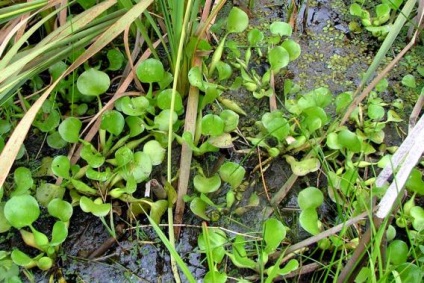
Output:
173 0 220 239
0 0 154 189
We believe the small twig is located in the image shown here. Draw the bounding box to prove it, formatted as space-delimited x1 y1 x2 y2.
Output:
257 147 271 202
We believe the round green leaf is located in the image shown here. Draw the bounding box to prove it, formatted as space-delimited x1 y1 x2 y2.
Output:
299 207 321 235
58 117 82 143
215 61 232 81
115 146 134 167
107 48 124 71
143 140 165 166
298 187 323 210
51 156 70 179
193 174 221 193
268 46 290 72
367 104 385 120
262 111 290 141
13 167 33 196
50 221 68 246
47 131 68 149
270 22 292 37
136 58 164 83
80 142 105 168
281 39 301 61
401 74 416 88
220 110 239 132
48 199 73 222
338 129 361 153
219 162 245 189
263 218 286 253
126 116 145 137
37 256 53 271
118 96 150 116
80 196 111 217
157 89 183 113
188 66 204 89
247 28 264 46
4 195 40 228
77 68 110 96
154 109 178 131
121 151 152 183
226 7 249 33
34 109 60 133
335 92 353 114
201 114 225 136
190 197 210 221
101 110 125 136
387 240 408 265
11 249 35 268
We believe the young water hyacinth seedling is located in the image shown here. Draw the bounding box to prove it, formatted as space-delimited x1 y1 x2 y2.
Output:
0 195 73 271
349 0 400 40
188 161 246 221
297 187 324 235
225 218 298 281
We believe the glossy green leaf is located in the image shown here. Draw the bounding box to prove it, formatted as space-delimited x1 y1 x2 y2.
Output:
268 46 289 72
367 104 385 120
219 162 245 189
51 156 70 179
270 22 292 36
101 110 125 136
406 169 424 195
80 142 105 168
118 96 150 116
48 199 73 222
77 68 110 96
188 66 204 90
154 109 178 131
70 179 98 195
193 174 221 194
4 195 39 228
11 249 35 268
198 228 227 263
143 140 165 166
47 131 68 149
299 207 321 235
226 7 248 33
80 196 111 217
247 28 264 46
387 240 408 265
281 39 301 61
157 89 183 113
107 48 124 71
190 197 210 220
34 110 60 133
410 206 424 231
215 61 232 81
120 151 152 183
149 200 168 224
58 117 82 143
12 167 33 196
263 218 286 253
401 74 416 88
136 58 164 83
394 263 423 283
335 92 353 114
115 146 134 167
220 110 239 132
298 87 332 109
126 116 145 137
201 114 225 137
338 129 362 153
50 221 68 246
262 111 290 141
298 187 323 210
